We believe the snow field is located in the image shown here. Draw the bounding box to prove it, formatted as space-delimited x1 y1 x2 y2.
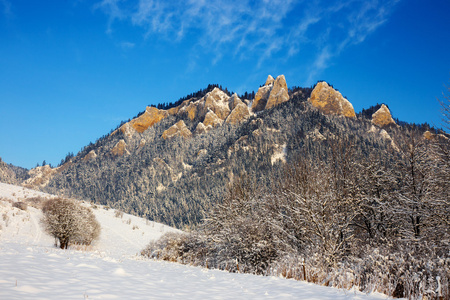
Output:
0 183 394 299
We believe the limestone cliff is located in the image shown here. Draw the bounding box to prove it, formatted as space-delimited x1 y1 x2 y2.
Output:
309 82 356 118
194 122 211 135
130 107 168 133
225 103 250 125
23 165 57 187
162 120 192 139
203 110 223 128
266 75 289 109
111 139 129 156
82 150 97 161
372 104 395 127
252 75 289 112
202 88 231 120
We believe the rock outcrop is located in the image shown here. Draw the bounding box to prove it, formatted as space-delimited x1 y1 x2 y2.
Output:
309 81 356 118
82 150 97 161
111 139 129 156
23 165 57 187
162 120 192 139
266 75 289 109
265 75 275 86
203 110 223 128
372 104 395 127
252 75 289 112
194 122 211 135
129 107 169 133
225 103 250 125
228 93 243 110
202 88 231 120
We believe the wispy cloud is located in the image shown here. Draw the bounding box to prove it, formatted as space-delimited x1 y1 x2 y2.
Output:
94 0 126 34
303 0 401 84
120 41 135 50
0 0 12 17
96 0 400 79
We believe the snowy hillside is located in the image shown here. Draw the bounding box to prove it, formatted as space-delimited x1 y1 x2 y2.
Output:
0 183 393 299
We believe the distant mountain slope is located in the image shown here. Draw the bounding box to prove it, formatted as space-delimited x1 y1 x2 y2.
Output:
0 158 28 185
41 77 404 228
1 75 443 229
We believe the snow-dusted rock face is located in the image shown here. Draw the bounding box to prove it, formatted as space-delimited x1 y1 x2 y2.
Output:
194 122 211 135
226 103 250 125
23 165 57 187
265 74 275 86
131 107 169 133
0 159 19 184
252 75 289 112
202 87 231 120
111 139 129 156
372 104 395 127
203 110 223 128
162 120 192 140
309 81 356 118
228 93 243 110
113 75 286 140
82 150 97 161
266 75 289 109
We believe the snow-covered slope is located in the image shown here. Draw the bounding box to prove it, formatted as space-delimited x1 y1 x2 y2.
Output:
0 183 393 300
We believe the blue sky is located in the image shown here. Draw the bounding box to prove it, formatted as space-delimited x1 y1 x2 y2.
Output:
1 0 449 169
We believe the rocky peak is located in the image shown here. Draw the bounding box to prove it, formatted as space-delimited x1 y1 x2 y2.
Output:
23 165 57 187
203 110 223 128
162 120 192 140
225 103 250 125
228 93 243 110
265 75 275 86
202 88 231 120
82 150 97 161
194 122 211 135
111 139 129 156
252 75 289 112
371 104 395 127
309 81 356 118
131 106 168 133
266 75 289 110
114 106 169 136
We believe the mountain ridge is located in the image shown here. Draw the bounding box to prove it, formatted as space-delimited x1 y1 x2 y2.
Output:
1 75 445 228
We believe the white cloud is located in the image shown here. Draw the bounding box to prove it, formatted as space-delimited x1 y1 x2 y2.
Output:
120 41 135 50
303 0 401 84
96 0 400 77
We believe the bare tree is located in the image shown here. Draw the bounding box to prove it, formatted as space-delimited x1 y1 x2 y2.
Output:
41 198 100 249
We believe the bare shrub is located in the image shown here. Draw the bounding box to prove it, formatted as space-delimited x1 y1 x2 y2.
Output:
12 202 27 211
114 210 123 218
41 198 101 249
24 196 48 209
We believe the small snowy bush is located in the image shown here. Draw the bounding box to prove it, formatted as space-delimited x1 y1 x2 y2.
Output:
41 198 101 249
12 202 27 211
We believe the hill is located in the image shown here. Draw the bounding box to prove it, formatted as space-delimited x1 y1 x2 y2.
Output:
0 182 392 300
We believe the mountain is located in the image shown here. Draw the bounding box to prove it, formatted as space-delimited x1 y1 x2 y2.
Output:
1 75 444 229
0 157 28 185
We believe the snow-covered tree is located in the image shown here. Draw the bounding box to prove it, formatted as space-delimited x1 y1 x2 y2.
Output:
41 198 100 249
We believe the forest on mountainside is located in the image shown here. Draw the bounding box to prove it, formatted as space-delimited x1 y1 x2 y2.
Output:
143 118 450 299
42 86 419 229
